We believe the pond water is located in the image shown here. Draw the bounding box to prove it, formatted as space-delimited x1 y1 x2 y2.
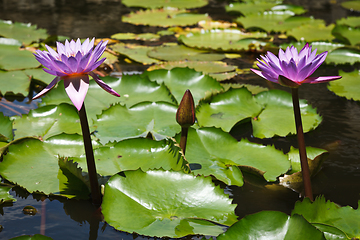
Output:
1 0 360 239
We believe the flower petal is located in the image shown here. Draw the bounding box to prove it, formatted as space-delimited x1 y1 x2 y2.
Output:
89 72 120 97
251 69 278 83
32 76 61 99
303 75 342 84
64 75 90 111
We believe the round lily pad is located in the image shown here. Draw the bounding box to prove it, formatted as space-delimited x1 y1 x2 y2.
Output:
332 24 360 46
121 0 209 9
102 169 237 238
341 1 360 11
287 23 335 42
328 70 360 100
110 43 160 65
0 70 30 96
325 47 360 65
0 44 40 70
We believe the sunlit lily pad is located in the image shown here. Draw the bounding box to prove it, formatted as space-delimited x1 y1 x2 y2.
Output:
102 169 237 238
217 211 326 240
332 24 360 45
328 70 360 100
0 185 16 204
178 127 290 183
253 90 322 138
0 20 48 45
0 70 31 96
23 68 56 85
110 43 160 64
287 23 335 42
292 196 360 239
123 9 210 27
12 103 82 140
225 2 279 16
111 32 160 41
341 0 360 11
179 29 268 51
122 0 208 9
147 45 226 61
0 113 13 142
336 16 360 27
325 47 360 65
0 44 40 70
95 102 180 144
221 83 268 95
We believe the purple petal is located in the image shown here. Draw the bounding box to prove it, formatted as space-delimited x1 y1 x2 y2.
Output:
251 69 278 83
32 76 61 99
57 42 66 56
83 38 95 54
69 39 76 53
64 75 90 111
287 59 298 81
75 39 82 52
303 75 342 84
89 72 120 97
45 45 59 59
296 62 314 81
67 56 79 73
54 59 71 74
83 58 105 73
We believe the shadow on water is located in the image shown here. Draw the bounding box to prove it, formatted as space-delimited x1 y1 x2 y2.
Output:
1 0 360 239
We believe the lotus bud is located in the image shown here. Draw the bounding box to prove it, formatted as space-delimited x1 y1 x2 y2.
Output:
176 89 195 127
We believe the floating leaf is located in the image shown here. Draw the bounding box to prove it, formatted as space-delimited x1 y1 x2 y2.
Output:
332 24 360 45
0 20 48 45
110 43 160 64
325 47 360 65
0 44 40 70
292 196 360 239
221 83 268 95
236 12 294 32
0 113 13 141
253 89 322 138
0 185 16 204
287 23 335 42
197 87 263 132
179 29 268 51
341 1 360 11
178 127 290 183
336 16 360 27
111 32 160 41
226 2 279 16
0 137 91 199
0 70 30 96
102 169 237 238
12 103 82 140
147 45 226 61
9 234 53 240
217 211 326 240
144 67 223 105
74 138 189 176
122 0 208 9
23 68 55 85
95 102 180 144
123 9 210 27
328 69 360 100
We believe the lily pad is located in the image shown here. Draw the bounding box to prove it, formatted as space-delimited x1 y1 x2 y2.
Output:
12 103 82 140
110 43 160 64
0 70 31 96
253 89 322 138
0 113 13 141
287 23 335 42
102 169 237 238
336 16 360 27
0 20 48 45
0 185 16 204
328 69 360 100
0 44 40 70
123 9 210 27
111 32 160 41
9 234 53 240
226 2 279 16
179 29 268 51
147 45 226 61
178 127 290 183
23 68 56 85
292 196 360 239
341 1 360 11
332 24 360 46
325 47 360 65
95 102 180 144
121 0 208 9
217 211 326 240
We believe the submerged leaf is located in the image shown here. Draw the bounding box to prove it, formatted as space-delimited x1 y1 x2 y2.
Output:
102 169 237 238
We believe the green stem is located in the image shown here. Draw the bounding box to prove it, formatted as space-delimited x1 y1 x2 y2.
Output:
291 88 313 201
78 103 101 206
180 127 189 155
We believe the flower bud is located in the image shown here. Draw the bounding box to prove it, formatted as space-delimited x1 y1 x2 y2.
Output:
176 89 195 127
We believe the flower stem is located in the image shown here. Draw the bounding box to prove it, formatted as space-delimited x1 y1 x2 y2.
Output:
78 103 101 206
179 127 189 154
291 88 313 201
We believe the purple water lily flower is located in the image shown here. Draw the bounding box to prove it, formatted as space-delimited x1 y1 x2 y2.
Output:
251 43 341 87
33 38 120 110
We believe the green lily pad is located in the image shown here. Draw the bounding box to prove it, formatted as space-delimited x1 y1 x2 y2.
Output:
253 89 322 138
74 138 189 176
23 68 56 85
102 169 237 238
217 211 326 240
197 87 263 132
179 127 290 183
0 137 91 199
178 29 268 51
325 47 360 65
123 9 210 27
287 23 335 42
280 41 345 54
225 2 279 16
12 103 82 140
110 43 160 64
311 223 349 240
292 196 360 239
0 70 31 96
95 102 180 144
0 113 13 141
148 61 237 81
9 234 53 240
221 83 268 95
341 1 360 11
0 185 16 204
144 67 223 105
336 16 360 27
332 24 360 46
328 69 360 100
0 44 40 70
111 32 160 41
0 20 48 45
122 0 208 9
147 45 226 61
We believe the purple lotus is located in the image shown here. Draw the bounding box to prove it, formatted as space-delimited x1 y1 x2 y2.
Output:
251 43 341 87
33 38 120 110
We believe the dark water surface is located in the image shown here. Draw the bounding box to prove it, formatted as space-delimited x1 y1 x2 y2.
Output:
1 0 360 239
